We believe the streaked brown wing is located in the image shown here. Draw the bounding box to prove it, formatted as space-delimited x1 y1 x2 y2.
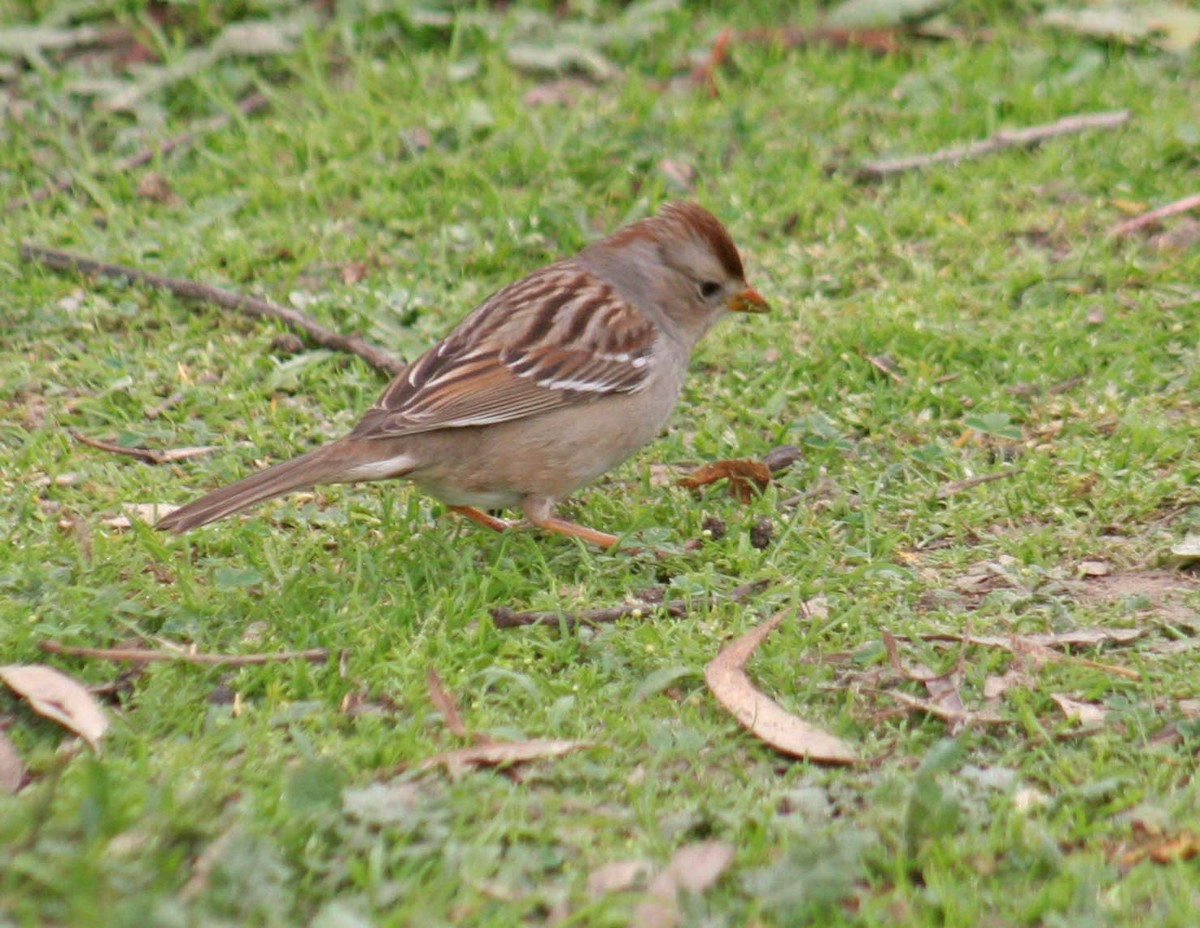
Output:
351 263 657 440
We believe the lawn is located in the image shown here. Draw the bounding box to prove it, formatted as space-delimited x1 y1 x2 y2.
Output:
2 1 1200 925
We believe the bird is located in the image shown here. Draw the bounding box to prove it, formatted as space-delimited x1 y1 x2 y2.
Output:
156 202 768 548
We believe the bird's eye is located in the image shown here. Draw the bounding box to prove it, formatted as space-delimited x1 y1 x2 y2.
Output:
698 281 722 300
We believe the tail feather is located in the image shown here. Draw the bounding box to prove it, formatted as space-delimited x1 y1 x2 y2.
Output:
157 445 347 533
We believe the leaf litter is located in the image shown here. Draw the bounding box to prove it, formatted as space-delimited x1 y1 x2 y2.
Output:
0 664 109 752
705 610 857 765
629 841 734 928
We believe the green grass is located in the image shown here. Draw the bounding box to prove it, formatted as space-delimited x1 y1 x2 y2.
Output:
3 1 1200 925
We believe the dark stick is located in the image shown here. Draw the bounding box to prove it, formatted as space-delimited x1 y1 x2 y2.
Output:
490 579 771 630
6 92 270 213
1111 192 1200 237
856 110 1130 182
19 244 407 377
38 639 329 665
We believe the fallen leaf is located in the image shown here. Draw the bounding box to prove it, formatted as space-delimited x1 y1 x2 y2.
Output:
1170 536 1200 560
506 43 615 80
586 858 654 896
910 627 1145 650
0 24 113 57
136 171 181 204
342 781 425 825
1050 693 1108 725
339 262 369 286
887 690 1006 726
665 841 734 892
678 458 772 502
1013 786 1049 812
0 730 23 793
1144 833 1200 864
705 611 857 765
631 841 734 928
419 739 590 775
982 668 1032 708
0 664 110 751
426 667 468 738
1043 4 1200 54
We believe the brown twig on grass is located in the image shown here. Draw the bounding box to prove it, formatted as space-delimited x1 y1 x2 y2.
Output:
6 92 269 213
1111 193 1200 237
690 26 899 95
489 579 770 630
935 467 1024 500
20 244 407 377
69 430 220 465
737 26 903 54
38 639 329 666
855 110 1131 182
690 26 732 98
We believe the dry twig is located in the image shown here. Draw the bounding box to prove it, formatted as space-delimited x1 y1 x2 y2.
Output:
6 92 269 212
490 579 769 630
20 245 406 377
936 468 1024 499
856 110 1130 181
1111 192 1200 237
38 640 328 666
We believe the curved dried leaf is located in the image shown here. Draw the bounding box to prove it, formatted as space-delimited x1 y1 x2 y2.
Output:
631 841 735 928
666 841 734 892
420 739 589 774
705 613 857 765
0 664 109 751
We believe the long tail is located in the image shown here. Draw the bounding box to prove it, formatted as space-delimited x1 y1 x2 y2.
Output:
157 444 350 533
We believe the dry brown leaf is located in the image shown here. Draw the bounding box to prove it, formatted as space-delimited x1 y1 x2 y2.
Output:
705 611 857 765
664 841 734 892
1116 820 1200 868
419 739 589 775
678 459 772 503
0 730 24 793
882 629 970 733
586 858 654 896
630 841 734 928
0 664 110 751
136 171 181 204
983 669 1032 708
887 690 1006 725
425 667 468 738
1050 694 1108 725
339 261 369 286
911 627 1145 650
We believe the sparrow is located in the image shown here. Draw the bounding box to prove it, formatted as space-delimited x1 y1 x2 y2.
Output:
157 202 767 547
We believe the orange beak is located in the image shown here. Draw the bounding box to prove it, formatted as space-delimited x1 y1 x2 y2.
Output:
726 287 769 314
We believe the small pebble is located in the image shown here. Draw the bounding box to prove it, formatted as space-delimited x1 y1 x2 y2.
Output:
750 517 775 550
